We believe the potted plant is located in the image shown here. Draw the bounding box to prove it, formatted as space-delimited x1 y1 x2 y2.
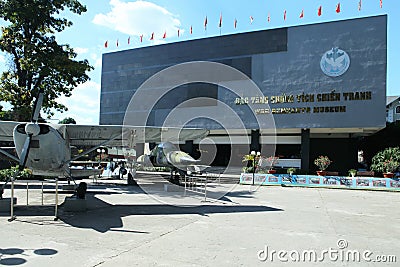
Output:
241 166 254 173
370 147 400 178
242 152 260 173
314 155 332 176
255 155 278 174
287 167 297 176
348 169 357 178
265 156 279 174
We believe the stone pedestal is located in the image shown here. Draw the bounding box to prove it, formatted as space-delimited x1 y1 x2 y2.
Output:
63 196 87 212
0 198 17 212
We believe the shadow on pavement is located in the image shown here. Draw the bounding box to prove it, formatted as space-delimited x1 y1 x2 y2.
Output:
0 187 282 233
56 194 282 233
0 248 57 266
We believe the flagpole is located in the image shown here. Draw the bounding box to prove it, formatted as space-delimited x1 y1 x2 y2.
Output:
205 15 208 37
219 12 222 36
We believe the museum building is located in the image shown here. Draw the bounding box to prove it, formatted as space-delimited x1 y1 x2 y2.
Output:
100 15 387 174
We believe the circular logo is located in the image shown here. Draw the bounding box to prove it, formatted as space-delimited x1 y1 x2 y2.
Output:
320 47 350 77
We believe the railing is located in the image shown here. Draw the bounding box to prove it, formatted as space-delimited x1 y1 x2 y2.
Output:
1 179 62 221
184 172 221 202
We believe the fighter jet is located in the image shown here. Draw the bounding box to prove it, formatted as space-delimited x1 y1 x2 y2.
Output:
137 142 206 182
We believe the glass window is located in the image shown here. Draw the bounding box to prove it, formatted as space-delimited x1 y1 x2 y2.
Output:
396 106 400 114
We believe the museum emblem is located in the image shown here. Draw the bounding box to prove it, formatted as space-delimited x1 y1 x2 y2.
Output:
320 47 350 77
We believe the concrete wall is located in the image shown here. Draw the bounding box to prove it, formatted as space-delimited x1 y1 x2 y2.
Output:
100 15 387 131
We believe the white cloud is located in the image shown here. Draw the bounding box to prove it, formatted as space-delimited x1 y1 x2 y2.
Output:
0 54 5 63
74 47 89 55
92 0 181 40
56 80 101 125
90 53 102 68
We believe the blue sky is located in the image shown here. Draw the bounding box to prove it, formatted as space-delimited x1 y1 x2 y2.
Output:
0 0 399 124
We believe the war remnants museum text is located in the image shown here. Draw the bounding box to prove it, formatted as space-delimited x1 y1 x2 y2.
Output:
235 91 372 115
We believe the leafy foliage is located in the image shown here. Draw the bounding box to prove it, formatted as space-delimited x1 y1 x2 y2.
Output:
0 105 14 120
0 166 32 181
287 167 297 175
242 154 256 162
59 117 76 124
348 169 357 177
370 147 400 173
242 166 255 173
314 155 332 171
0 0 93 121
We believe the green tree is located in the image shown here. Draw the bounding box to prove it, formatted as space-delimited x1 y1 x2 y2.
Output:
0 104 14 121
59 117 76 124
371 147 400 174
0 0 93 121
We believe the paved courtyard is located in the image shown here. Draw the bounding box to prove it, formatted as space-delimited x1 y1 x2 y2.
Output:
0 176 399 266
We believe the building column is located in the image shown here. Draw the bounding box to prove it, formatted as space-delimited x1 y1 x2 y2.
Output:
301 129 310 172
250 129 261 153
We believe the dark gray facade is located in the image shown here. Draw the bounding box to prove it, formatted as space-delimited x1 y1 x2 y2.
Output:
100 16 387 172
101 15 386 130
100 27 288 126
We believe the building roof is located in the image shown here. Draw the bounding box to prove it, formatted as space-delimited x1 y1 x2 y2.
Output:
387 96 400 106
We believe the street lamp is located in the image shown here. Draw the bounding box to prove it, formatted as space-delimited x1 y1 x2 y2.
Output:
96 148 106 168
251 151 261 185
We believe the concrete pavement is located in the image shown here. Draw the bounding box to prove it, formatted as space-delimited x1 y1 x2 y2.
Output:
0 176 399 266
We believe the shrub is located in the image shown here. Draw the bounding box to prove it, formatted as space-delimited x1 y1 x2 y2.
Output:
314 156 332 171
0 166 33 182
371 147 400 173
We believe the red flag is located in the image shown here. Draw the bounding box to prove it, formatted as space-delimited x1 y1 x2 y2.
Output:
283 10 286 21
190 26 193 34
163 31 166 39
219 13 222 27
116 39 119 47
204 16 208 30
250 16 254 24
104 41 108 48
336 3 341 13
150 32 154 40
380 0 382 8
234 18 237 28
140 35 143 42
358 0 362 11
299 9 304 18
268 13 270 22
128 36 130 45
318 6 322 16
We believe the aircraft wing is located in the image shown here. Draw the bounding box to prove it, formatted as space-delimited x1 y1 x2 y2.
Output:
0 121 19 142
60 125 209 147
